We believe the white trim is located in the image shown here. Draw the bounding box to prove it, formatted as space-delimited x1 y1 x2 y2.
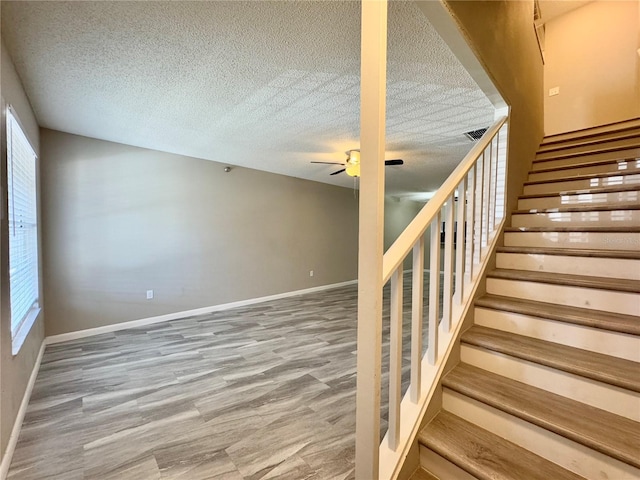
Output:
6 105 38 156
0 340 45 480
46 279 358 345
12 308 41 356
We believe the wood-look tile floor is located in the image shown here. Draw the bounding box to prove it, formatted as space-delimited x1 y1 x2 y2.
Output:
8 277 431 480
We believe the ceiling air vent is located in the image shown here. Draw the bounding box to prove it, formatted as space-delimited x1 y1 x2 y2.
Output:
464 127 488 142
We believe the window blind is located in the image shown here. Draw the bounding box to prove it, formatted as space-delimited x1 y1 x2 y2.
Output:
7 108 39 338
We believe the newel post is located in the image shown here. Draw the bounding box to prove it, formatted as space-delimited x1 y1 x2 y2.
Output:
355 1 387 478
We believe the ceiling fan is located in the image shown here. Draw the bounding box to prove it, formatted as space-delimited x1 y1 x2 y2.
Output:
311 149 404 177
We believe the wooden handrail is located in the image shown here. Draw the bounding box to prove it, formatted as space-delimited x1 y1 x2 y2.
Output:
382 115 508 284
376 114 509 480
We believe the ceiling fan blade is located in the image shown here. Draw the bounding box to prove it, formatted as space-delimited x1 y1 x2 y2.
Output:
384 159 404 166
311 161 345 165
330 168 346 176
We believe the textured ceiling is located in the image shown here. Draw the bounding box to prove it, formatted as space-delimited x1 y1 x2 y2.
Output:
1 1 494 196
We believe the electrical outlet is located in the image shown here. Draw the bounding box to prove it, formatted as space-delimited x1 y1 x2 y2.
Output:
549 86 560 96
146 289 154 300
309 270 314 277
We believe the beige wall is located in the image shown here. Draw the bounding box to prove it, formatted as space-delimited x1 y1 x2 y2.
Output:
444 0 545 214
384 197 425 253
384 197 428 270
544 1 640 135
0 42 45 463
41 129 359 336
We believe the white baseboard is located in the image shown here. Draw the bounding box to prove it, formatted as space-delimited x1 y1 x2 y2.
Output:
0 340 45 480
45 279 358 345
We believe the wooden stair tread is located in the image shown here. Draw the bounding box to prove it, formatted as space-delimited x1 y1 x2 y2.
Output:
519 183 640 199
540 119 640 147
524 169 639 186
444 364 640 467
496 245 640 260
409 468 439 480
475 294 640 335
533 143 640 163
462 326 640 392
531 156 638 174
487 268 640 293
504 225 640 232
512 202 640 214
538 131 640 153
418 411 586 480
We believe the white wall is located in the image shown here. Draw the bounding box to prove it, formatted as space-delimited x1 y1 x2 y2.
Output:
544 1 640 135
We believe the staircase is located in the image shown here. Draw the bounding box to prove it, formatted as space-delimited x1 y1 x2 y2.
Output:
410 121 640 480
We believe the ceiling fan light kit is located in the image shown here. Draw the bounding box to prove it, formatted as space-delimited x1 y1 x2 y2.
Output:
345 164 360 177
311 149 403 177
345 149 361 177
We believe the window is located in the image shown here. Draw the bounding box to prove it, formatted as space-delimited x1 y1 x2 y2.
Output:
6 107 40 353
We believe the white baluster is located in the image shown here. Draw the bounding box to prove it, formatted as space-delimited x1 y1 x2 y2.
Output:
410 236 424 403
466 166 476 282
496 124 508 220
428 214 441 365
502 124 509 219
490 132 498 233
442 197 454 332
389 264 403 450
475 153 485 264
454 177 467 304
483 144 491 250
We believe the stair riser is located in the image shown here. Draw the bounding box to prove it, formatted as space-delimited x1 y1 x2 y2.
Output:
460 345 640 421
511 209 640 228
529 160 640 182
474 308 640 362
442 390 640 480
533 147 640 168
518 190 640 209
504 231 640 251
419 447 476 480
496 252 640 280
486 278 639 316
523 174 640 195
